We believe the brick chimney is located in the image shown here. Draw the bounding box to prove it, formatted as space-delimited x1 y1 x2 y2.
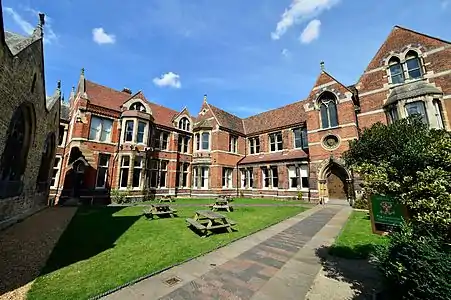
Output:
122 87 132 94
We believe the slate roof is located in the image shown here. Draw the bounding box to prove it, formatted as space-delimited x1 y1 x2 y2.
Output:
239 149 308 165
4 31 31 55
385 80 443 106
61 101 70 121
84 80 181 128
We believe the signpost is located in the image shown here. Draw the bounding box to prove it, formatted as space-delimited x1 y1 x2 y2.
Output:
369 194 407 235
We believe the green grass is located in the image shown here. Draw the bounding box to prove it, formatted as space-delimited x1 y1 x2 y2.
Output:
27 205 308 300
141 197 306 205
329 211 389 259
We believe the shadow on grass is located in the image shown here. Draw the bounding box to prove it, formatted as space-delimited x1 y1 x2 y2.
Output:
315 245 386 300
328 244 377 260
39 206 141 276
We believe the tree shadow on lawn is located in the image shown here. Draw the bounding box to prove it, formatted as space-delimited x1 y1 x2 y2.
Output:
315 245 385 300
39 206 141 276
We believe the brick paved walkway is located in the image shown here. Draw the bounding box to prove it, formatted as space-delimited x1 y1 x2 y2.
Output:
105 205 351 300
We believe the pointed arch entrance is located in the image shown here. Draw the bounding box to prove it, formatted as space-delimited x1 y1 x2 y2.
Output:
317 157 353 203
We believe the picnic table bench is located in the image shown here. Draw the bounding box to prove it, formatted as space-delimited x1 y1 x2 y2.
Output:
217 195 234 202
143 204 178 219
210 198 233 212
158 195 175 203
186 210 237 237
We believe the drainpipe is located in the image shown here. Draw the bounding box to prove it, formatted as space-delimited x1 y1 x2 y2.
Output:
307 156 311 203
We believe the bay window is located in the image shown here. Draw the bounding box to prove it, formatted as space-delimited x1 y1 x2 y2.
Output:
405 101 428 124
136 121 146 144
124 120 134 142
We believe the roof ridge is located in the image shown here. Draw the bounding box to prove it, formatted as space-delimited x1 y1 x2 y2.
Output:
208 103 244 120
244 99 305 120
86 79 132 96
394 25 451 45
321 70 353 93
206 102 222 126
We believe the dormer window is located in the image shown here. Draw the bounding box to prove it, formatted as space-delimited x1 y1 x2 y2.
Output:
178 117 190 131
318 92 338 129
389 57 404 84
405 51 422 79
130 102 146 112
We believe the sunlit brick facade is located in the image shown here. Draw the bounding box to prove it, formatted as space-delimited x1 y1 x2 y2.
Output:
51 26 451 204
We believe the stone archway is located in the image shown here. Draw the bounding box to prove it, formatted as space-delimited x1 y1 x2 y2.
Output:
317 157 353 204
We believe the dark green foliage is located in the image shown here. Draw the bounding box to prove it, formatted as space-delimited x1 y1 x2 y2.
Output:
374 224 451 300
352 197 368 210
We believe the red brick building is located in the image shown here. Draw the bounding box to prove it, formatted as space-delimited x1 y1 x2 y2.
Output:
50 26 451 204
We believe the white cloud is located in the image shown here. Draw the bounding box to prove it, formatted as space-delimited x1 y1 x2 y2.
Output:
5 7 59 44
281 48 290 57
4 7 34 34
300 19 321 44
153 72 181 89
92 28 116 45
271 0 339 40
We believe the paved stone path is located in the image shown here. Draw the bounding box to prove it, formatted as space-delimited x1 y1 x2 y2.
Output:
105 204 351 300
0 207 77 300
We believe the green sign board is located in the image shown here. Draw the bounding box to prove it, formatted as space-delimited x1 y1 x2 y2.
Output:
370 194 405 232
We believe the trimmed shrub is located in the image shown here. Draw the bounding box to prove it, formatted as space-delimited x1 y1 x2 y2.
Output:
374 224 451 300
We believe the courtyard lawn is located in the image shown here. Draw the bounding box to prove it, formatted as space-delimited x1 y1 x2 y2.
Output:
141 197 308 206
27 205 308 300
329 211 389 259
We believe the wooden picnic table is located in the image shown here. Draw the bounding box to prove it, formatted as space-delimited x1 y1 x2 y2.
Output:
143 203 178 219
210 198 233 212
186 210 237 237
158 195 175 203
217 195 234 202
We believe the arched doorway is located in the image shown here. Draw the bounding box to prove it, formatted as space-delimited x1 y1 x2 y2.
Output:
62 147 89 199
317 157 352 204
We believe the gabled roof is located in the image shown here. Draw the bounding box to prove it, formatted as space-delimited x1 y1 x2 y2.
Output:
208 104 245 134
394 25 451 45
4 14 45 56
84 80 180 128
243 100 306 135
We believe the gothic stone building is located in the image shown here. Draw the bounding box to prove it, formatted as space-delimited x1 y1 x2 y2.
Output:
0 5 61 229
51 26 450 205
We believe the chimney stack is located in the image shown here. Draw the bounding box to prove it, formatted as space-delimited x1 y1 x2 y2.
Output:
122 87 132 94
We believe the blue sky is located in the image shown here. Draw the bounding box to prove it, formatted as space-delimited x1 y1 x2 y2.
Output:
2 0 450 117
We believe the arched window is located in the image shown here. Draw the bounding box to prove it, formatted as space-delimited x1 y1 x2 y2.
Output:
178 117 190 131
405 51 422 79
0 103 35 197
389 57 404 84
318 92 338 129
130 102 146 112
36 133 56 192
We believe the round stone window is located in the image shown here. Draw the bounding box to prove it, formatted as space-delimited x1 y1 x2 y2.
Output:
322 134 340 150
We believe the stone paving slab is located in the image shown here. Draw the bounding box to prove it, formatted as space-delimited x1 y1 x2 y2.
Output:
103 205 351 300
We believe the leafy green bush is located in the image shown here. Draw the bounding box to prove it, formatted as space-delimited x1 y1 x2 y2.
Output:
343 116 451 238
110 189 129 204
297 191 303 201
374 224 451 300
352 197 368 210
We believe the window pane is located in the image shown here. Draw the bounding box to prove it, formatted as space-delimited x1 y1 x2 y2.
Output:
89 117 101 140
408 68 422 79
320 103 329 128
161 133 168 149
125 120 134 142
329 101 338 127
301 177 309 188
202 132 209 150
137 121 146 143
301 128 308 149
120 169 129 188
96 168 107 187
195 134 200 150
406 58 420 73
134 156 142 167
183 137 189 152
406 101 428 124
99 154 109 167
122 156 130 167
132 169 141 187
294 129 302 148
390 64 404 84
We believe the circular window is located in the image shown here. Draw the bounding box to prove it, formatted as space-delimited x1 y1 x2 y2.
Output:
322 134 340 150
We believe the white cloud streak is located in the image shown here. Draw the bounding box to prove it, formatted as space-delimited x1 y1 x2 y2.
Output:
271 0 339 40
300 19 321 44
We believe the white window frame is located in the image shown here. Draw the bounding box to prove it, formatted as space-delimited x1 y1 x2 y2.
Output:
229 135 238 153
269 132 283 152
136 121 147 144
132 156 143 189
58 125 67 147
193 166 209 189
154 130 169 150
159 160 168 188
178 117 191 131
119 156 130 189
178 134 190 153
95 153 110 189
194 131 211 151
288 164 309 190
262 166 278 189
89 115 113 143
50 156 62 188
249 137 260 154
148 159 160 188
222 168 233 188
